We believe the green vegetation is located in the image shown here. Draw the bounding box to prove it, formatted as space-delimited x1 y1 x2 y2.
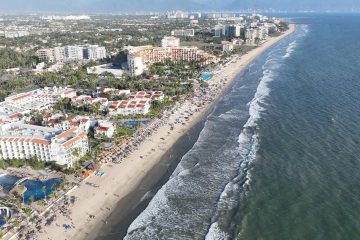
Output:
0 48 36 69
29 195 35 204
22 208 32 217
148 98 176 119
37 199 45 206
51 191 57 199
114 126 135 138
277 21 290 32
71 149 80 158
3 214 9 223
0 157 45 170
13 219 21 228
150 61 201 81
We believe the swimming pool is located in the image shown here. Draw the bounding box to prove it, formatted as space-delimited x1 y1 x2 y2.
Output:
124 120 150 128
0 175 62 203
201 72 213 81
0 207 11 227
22 178 62 203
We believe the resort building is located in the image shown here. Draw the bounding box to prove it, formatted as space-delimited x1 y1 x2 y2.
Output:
102 88 131 97
0 87 76 123
127 42 219 76
244 27 269 45
70 90 162 116
128 91 164 102
69 116 97 133
0 123 88 167
95 120 115 138
108 99 151 116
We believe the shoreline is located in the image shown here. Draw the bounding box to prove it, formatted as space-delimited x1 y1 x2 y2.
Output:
33 24 296 240
95 118 208 240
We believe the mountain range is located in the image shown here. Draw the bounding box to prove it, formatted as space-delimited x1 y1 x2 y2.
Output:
1 0 360 13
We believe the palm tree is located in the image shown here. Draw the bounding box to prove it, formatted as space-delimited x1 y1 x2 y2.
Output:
29 195 35 204
41 185 47 201
17 185 25 204
51 191 57 200
3 214 9 223
0 150 5 169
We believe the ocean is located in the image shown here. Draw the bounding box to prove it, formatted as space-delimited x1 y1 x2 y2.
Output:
120 14 360 239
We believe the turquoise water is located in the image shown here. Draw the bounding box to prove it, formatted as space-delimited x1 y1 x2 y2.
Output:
201 72 213 81
125 120 150 128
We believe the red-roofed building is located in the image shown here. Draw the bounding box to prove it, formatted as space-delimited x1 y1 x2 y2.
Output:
0 122 88 168
95 120 115 138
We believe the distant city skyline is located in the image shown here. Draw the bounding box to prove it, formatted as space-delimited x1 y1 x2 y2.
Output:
1 0 360 13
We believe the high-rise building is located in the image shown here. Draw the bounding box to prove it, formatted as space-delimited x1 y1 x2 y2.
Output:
167 11 189 19
65 45 84 61
226 25 242 37
214 25 224 37
54 47 66 62
83 45 107 61
36 48 55 62
214 24 245 38
161 36 181 48
171 29 195 37
36 45 107 63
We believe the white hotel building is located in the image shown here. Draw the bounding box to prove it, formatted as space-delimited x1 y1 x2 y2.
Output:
127 37 219 76
161 36 180 48
0 87 76 123
0 123 88 168
171 29 195 37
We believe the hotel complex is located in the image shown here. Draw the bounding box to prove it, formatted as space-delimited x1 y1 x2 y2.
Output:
0 87 76 123
0 123 88 167
127 37 219 76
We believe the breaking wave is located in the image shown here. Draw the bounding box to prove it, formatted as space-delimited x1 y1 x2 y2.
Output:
124 25 308 240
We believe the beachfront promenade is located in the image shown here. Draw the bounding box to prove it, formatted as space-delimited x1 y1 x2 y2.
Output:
15 24 296 240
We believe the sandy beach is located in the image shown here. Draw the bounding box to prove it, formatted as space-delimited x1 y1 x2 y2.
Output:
21 24 296 240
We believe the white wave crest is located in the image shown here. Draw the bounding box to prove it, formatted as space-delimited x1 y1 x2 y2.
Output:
205 58 273 240
206 222 231 240
125 182 170 239
283 40 297 58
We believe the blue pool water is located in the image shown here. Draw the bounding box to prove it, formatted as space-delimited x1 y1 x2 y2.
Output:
22 178 62 203
125 120 150 128
0 175 62 203
0 175 19 193
0 208 11 227
201 72 213 81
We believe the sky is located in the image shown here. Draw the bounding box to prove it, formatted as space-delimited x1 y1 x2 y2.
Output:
1 0 360 13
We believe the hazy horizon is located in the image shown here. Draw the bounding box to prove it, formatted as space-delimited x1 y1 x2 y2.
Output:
1 0 360 13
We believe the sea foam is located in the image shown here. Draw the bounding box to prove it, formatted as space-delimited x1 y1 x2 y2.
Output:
125 25 309 240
